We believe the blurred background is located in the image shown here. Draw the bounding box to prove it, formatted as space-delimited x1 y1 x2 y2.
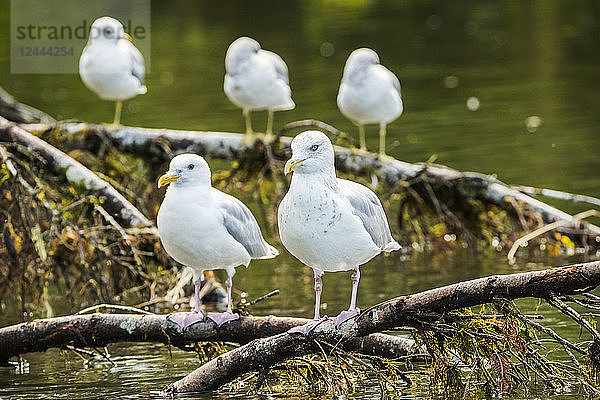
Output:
1 1 600 398
2 0 600 194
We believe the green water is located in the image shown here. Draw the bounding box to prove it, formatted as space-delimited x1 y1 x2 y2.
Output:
1 0 600 398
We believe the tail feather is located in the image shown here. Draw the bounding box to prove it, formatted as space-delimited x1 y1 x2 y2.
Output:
254 243 279 260
384 240 401 252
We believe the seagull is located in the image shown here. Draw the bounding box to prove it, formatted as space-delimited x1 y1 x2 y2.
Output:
278 131 400 334
79 16 147 126
337 48 403 156
224 36 295 140
157 153 278 328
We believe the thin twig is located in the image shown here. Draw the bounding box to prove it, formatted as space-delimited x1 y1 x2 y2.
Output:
508 209 598 262
275 119 356 146
547 293 600 342
76 303 155 315
516 185 600 208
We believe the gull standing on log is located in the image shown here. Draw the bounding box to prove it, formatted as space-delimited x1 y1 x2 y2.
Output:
278 131 400 334
79 16 147 126
224 36 295 140
157 154 278 328
337 48 403 156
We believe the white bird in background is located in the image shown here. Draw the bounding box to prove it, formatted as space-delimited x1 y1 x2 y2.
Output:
79 16 147 126
157 154 278 328
224 36 295 140
337 48 403 156
278 131 400 334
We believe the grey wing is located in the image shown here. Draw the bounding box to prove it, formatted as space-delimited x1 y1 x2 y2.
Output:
214 189 279 259
338 179 400 251
377 64 400 96
260 50 289 84
124 40 145 85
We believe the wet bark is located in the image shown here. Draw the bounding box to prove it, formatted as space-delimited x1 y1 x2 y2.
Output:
0 314 418 363
165 260 600 394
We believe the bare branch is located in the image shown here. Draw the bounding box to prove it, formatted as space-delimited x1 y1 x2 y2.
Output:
0 313 419 363
165 260 600 394
0 117 153 227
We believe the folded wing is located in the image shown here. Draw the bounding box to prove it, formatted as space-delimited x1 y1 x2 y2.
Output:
338 179 400 252
214 189 279 259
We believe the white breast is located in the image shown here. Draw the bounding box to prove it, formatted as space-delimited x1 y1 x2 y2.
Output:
157 188 251 274
278 179 380 273
338 65 402 125
79 41 144 100
224 54 293 111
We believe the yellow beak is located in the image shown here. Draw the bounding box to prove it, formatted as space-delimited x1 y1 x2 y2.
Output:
284 158 305 175
121 32 133 42
158 173 180 188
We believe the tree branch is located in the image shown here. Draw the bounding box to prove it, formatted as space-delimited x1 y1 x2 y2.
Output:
0 87 55 124
165 260 600 394
21 122 600 239
0 313 419 363
0 117 153 227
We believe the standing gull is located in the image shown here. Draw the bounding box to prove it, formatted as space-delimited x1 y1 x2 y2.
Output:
157 154 278 328
224 36 295 139
337 48 403 156
79 16 147 126
278 131 400 334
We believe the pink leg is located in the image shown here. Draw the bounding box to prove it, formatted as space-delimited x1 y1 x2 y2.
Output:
313 271 323 320
167 272 206 328
289 270 327 335
207 269 239 327
194 276 202 312
335 267 361 326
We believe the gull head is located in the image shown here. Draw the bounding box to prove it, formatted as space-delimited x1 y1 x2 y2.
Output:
88 17 130 44
347 48 380 66
284 131 335 175
158 153 211 189
225 36 260 73
343 48 380 77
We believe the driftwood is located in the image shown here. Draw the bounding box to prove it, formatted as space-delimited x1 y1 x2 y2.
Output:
0 117 152 227
165 260 600 394
0 313 419 363
20 122 600 240
0 87 55 124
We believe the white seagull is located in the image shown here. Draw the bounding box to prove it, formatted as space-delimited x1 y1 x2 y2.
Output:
224 36 295 139
157 154 278 328
278 131 400 334
79 16 147 126
337 48 403 156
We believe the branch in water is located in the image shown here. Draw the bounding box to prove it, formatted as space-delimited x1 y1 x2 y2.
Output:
165 260 600 394
0 313 420 363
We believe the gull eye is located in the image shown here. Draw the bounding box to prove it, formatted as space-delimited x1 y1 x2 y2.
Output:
188 164 195 170
104 27 112 36
311 144 319 151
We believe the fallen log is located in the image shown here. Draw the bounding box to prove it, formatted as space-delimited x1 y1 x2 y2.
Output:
0 313 419 363
0 117 152 227
165 260 600 394
21 122 600 241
